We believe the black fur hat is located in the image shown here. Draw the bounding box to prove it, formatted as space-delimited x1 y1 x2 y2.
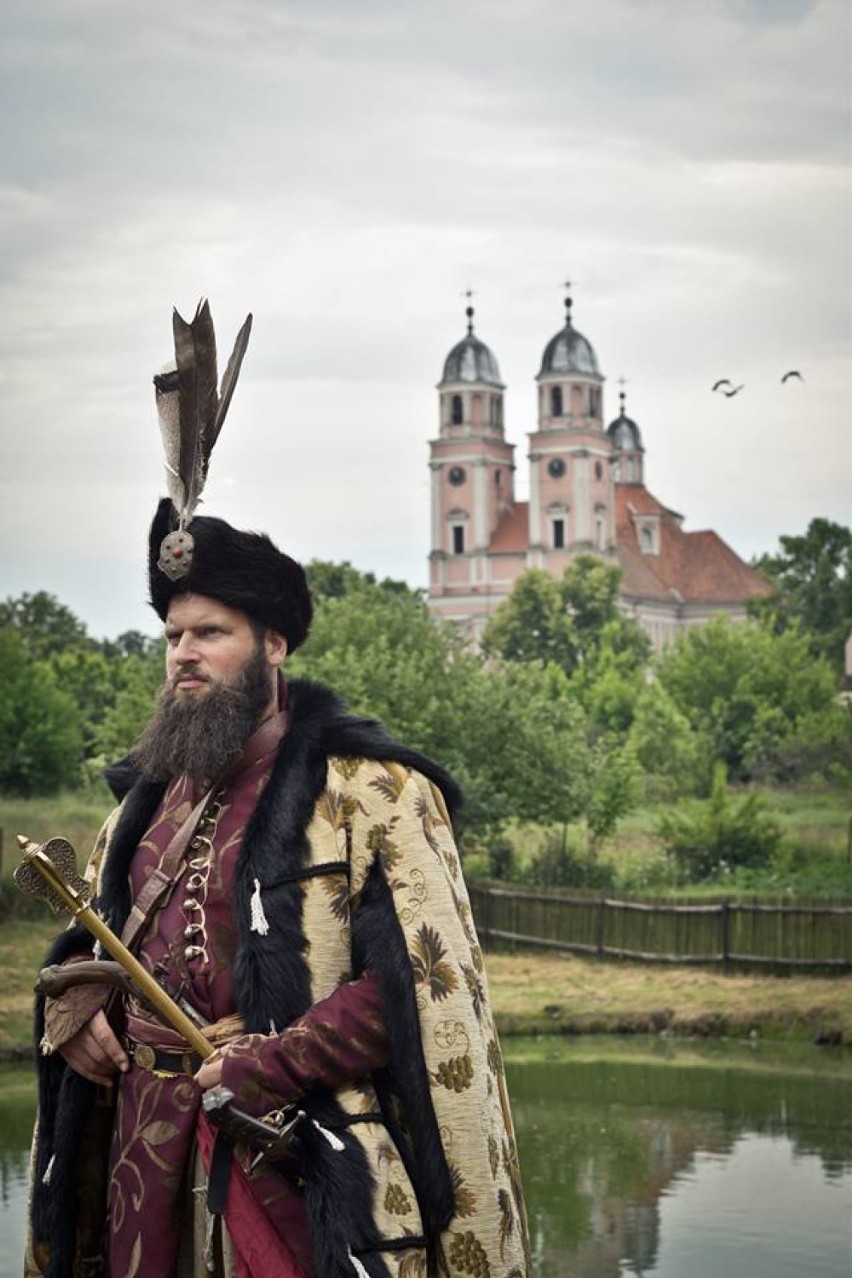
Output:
148 498 313 652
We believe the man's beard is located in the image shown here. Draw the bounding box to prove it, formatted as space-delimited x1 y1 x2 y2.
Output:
132 643 273 784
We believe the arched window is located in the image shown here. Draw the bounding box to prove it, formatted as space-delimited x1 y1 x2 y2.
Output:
550 386 563 417
451 394 463 425
594 460 603 482
452 525 466 555
589 387 600 416
552 518 565 550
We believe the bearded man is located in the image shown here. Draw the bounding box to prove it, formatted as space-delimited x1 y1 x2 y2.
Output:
26 500 531 1278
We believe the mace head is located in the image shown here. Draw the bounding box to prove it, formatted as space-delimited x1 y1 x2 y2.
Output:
14 834 91 916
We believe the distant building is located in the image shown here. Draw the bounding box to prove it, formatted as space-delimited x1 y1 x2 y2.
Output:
427 293 771 648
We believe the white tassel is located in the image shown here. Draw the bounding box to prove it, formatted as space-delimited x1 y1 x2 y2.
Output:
269 1018 278 1035
312 1118 345 1151
42 1154 55 1187
348 1249 371 1278
249 878 270 935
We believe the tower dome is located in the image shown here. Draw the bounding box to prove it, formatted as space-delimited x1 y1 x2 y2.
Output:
439 306 503 387
607 385 645 484
538 294 600 377
607 409 644 453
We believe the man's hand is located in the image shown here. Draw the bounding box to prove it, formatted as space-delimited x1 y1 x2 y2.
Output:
195 1055 223 1091
59 1010 129 1086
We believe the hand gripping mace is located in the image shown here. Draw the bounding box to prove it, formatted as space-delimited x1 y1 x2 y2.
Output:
15 833 304 1172
15 833 213 1058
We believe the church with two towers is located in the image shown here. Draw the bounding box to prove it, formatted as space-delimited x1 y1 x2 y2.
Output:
427 293 770 649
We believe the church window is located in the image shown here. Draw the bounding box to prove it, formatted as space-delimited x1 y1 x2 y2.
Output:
547 457 566 479
495 397 503 426
550 386 563 417
494 469 502 486
451 395 463 425
448 466 466 487
595 460 603 481
452 525 466 555
552 518 565 550
640 525 657 555
589 387 601 416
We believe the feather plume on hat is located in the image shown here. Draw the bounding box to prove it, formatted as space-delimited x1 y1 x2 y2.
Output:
154 299 252 580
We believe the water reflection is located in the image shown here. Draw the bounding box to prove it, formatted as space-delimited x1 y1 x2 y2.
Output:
505 1042 852 1277
1 1044 850 1277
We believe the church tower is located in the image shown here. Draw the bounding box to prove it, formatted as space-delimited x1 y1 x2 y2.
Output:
528 290 616 567
429 303 515 599
607 384 645 485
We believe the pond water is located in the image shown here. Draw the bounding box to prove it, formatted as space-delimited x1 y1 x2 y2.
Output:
1 1038 850 1276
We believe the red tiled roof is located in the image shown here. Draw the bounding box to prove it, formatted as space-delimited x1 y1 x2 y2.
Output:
614 484 772 605
489 502 529 554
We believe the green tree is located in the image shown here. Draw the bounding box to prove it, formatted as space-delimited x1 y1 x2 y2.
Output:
655 616 838 782
0 591 93 660
99 630 162 660
482 557 649 681
48 649 119 756
305 560 415 603
752 518 852 674
481 569 576 669
0 629 83 794
627 681 713 798
95 652 165 761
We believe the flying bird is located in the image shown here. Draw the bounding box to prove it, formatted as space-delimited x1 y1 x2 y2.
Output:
711 379 733 392
720 384 744 397
781 370 804 383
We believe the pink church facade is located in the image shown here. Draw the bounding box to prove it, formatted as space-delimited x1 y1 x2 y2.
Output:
427 296 771 648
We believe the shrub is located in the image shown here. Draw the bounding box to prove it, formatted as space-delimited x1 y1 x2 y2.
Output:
657 764 783 882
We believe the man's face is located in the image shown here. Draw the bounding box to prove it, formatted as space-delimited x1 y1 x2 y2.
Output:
164 592 283 703
132 593 287 783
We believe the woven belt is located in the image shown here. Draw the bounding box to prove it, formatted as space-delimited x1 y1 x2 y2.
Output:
124 1038 203 1078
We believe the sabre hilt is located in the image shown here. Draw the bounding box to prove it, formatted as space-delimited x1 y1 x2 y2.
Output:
202 1086 304 1174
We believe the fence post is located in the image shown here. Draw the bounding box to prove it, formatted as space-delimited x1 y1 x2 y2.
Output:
721 900 730 971
596 894 606 957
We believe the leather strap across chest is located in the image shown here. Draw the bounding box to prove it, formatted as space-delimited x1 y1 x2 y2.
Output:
119 789 215 954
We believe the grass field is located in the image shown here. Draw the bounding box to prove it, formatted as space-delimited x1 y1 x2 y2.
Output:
464 784 852 897
2 915 851 1058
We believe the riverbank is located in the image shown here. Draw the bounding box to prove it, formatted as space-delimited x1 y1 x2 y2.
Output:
2 918 851 1058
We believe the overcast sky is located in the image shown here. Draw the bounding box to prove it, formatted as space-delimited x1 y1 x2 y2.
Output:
1 0 849 640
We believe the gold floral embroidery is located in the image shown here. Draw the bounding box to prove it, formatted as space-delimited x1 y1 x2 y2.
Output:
498 1188 514 1260
369 765 408 804
448 1230 490 1276
384 1182 413 1214
462 965 485 1022
433 1054 474 1093
411 924 459 1002
331 756 364 780
449 1164 477 1218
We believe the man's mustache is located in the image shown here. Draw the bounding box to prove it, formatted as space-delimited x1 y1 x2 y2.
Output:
170 666 211 689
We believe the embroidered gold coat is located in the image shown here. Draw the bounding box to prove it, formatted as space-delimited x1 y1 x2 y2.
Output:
29 680 531 1278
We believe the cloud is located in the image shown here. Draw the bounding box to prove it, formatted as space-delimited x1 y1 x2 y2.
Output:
0 0 849 637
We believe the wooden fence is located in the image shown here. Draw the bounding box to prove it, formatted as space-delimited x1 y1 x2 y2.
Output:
467 881 852 970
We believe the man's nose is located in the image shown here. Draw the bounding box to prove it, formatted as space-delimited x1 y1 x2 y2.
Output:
172 633 201 663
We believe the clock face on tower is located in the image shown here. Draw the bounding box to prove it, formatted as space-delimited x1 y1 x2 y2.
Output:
547 457 566 478
448 466 466 486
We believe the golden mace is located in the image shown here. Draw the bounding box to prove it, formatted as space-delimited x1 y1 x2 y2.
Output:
14 834 213 1060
